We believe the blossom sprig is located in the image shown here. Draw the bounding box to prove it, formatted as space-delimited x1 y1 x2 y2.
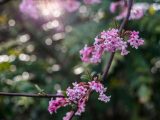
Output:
80 28 144 63
110 0 149 20
48 73 110 120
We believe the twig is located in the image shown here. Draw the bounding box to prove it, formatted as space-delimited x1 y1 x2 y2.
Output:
102 0 133 81
0 92 64 98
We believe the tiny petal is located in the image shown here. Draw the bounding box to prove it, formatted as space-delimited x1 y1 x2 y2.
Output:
48 97 69 114
98 94 111 103
75 98 86 116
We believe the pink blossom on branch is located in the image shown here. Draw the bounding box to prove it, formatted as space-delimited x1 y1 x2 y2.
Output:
48 80 110 119
48 97 69 114
79 44 104 63
89 81 111 102
80 29 144 63
66 82 87 103
75 98 86 115
110 1 148 20
128 31 144 49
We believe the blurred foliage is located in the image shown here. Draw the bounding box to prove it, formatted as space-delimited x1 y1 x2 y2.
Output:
0 0 160 120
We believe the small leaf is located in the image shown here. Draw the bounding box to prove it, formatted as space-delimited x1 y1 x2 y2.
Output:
80 75 90 81
34 84 44 94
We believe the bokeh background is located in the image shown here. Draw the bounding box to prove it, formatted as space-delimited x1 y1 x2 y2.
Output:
0 0 160 120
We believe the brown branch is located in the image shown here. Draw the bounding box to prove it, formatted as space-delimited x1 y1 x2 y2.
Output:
102 52 115 81
0 92 64 98
102 0 133 81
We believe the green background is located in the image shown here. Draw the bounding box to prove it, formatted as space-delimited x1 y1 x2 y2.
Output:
0 0 160 120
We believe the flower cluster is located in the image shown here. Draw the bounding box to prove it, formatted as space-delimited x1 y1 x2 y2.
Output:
128 31 144 49
110 1 148 20
48 97 69 114
66 82 87 103
80 28 144 63
48 80 110 120
89 81 110 102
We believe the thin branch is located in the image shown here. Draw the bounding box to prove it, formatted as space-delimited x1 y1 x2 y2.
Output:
102 0 133 81
102 53 115 81
119 0 134 34
0 92 64 98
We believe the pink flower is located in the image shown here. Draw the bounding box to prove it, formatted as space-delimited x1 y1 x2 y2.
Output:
130 7 144 20
110 1 146 20
100 29 126 53
48 80 111 118
63 111 74 120
75 98 86 115
80 28 131 63
98 93 111 103
129 3 149 20
128 31 144 49
66 82 87 103
80 28 144 64
83 0 101 4
80 45 94 63
120 41 129 55
63 0 80 12
89 81 105 93
80 44 104 63
121 46 130 55
89 81 111 103
19 0 39 19
48 97 69 114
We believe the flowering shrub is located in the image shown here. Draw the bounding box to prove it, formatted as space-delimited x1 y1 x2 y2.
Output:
47 0 144 119
0 0 160 119
18 0 145 119
48 78 110 119
80 29 144 63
